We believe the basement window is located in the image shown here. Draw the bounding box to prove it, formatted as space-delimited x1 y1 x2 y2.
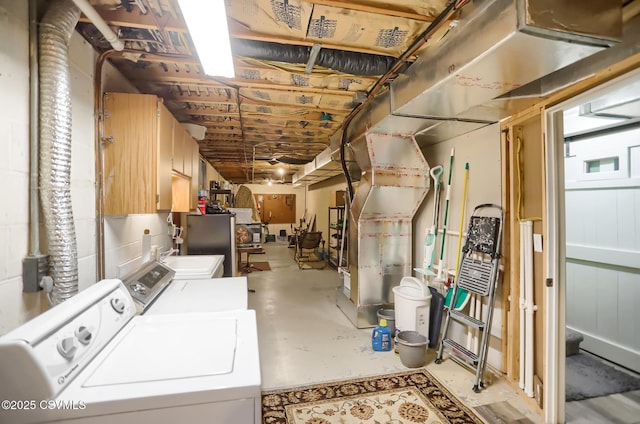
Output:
584 157 619 173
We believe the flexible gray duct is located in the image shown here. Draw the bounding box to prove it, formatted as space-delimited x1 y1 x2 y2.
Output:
231 39 396 76
39 0 81 305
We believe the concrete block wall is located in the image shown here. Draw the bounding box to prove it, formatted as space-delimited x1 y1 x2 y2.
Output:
0 2 173 334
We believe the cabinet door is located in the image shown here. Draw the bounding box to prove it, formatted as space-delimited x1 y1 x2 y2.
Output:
172 122 185 173
103 92 158 214
182 133 194 178
157 103 173 210
190 139 200 210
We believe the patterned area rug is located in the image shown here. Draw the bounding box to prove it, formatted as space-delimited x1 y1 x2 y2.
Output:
262 370 483 424
240 261 271 274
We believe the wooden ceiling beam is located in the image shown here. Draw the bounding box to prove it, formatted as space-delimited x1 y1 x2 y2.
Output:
80 8 187 32
227 20 396 58
202 128 243 135
240 99 351 114
298 0 436 22
190 117 241 124
126 72 361 96
87 9 399 58
178 109 240 117
164 92 237 104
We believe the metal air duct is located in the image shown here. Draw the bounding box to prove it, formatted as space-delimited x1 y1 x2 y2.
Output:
347 0 621 145
337 133 429 327
336 0 622 327
39 0 81 304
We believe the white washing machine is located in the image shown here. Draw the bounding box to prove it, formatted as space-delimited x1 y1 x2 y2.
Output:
0 279 261 424
150 254 248 314
161 255 224 279
121 257 240 314
145 276 248 314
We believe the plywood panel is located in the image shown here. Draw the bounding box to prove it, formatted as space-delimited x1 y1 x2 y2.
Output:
255 193 296 224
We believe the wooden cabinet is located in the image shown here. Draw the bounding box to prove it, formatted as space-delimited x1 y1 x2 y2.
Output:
172 122 186 175
190 140 201 210
172 122 198 178
103 92 172 214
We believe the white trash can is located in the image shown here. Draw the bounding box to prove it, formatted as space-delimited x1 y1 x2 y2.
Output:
392 276 432 342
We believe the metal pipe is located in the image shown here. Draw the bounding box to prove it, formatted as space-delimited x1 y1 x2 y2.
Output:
71 0 124 51
93 49 116 281
39 0 81 304
28 0 40 256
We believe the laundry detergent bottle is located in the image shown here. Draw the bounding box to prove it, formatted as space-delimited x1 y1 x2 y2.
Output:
372 319 392 351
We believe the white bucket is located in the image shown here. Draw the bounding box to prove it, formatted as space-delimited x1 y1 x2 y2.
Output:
392 276 432 341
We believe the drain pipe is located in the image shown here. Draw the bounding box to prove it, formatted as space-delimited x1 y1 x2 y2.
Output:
71 0 124 51
22 0 49 294
28 0 40 258
39 0 82 304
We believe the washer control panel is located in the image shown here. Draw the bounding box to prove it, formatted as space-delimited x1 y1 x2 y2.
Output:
122 261 175 311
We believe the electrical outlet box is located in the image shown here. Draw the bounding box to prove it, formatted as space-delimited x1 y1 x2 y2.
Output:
22 255 49 292
534 375 543 408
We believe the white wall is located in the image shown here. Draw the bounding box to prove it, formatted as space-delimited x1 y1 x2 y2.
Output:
0 1 176 334
415 123 504 369
0 1 40 335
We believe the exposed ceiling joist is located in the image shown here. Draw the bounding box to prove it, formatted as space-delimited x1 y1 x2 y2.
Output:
297 0 436 22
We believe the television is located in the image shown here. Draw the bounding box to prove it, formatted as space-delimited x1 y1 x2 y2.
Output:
235 223 262 246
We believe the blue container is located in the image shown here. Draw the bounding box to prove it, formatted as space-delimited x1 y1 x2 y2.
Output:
372 319 392 352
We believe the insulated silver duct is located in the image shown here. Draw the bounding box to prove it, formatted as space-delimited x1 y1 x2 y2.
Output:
39 0 81 304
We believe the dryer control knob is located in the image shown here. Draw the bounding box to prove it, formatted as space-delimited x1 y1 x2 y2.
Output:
75 326 92 345
110 297 126 313
57 337 77 360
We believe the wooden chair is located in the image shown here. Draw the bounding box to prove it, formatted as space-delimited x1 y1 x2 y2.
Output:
295 230 325 269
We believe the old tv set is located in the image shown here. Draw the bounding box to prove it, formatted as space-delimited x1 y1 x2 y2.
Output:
236 223 262 246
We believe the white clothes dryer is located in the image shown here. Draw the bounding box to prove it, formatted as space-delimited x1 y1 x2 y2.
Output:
0 279 261 424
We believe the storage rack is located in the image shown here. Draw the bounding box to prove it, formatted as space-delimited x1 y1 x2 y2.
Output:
328 206 348 269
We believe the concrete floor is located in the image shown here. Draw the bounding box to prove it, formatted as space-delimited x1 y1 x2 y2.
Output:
246 242 543 423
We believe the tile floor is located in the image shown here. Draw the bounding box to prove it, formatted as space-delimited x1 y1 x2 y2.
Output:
246 242 544 423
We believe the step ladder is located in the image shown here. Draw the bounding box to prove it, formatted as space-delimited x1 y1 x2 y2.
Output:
435 204 503 393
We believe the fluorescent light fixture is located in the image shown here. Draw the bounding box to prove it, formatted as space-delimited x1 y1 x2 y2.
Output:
178 0 235 78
